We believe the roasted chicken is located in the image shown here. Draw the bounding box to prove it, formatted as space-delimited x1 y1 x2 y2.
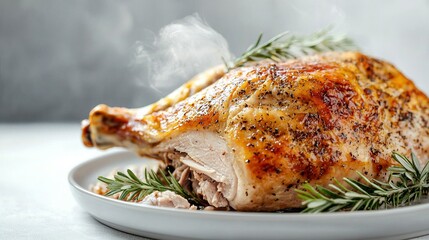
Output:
82 52 429 211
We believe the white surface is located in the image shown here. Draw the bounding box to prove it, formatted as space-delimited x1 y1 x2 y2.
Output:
70 151 429 240
1 123 429 240
0 124 148 240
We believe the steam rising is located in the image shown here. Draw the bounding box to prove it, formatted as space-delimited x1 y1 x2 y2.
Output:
133 14 232 94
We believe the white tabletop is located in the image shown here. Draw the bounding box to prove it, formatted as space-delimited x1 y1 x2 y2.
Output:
0 123 428 240
0 124 148 240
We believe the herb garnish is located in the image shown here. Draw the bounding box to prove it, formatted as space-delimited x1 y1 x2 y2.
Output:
226 27 357 70
98 169 205 206
296 152 429 213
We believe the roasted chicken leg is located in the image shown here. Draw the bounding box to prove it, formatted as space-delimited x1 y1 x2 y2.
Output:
82 52 429 211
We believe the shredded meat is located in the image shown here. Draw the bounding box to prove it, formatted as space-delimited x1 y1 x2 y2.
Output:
192 172 229 208
141 190 191 209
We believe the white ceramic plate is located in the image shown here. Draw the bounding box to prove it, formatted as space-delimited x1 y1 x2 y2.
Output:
69 151 429 240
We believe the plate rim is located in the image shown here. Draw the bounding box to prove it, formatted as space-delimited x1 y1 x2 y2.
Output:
68 151 429 219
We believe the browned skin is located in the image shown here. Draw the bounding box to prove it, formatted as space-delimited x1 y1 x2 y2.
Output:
82 52 429 211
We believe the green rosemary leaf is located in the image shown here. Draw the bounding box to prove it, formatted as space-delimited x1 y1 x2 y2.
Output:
97 176 114 184
392 152 415 173
333 178 349 192
411 152 421 175
114 174 131 183
307 199 328 209
350 199 364 211
119 189 130 200
127 169 144 184
328 204 347 212
117 171 130 178
295 189 316 200
316 186 342 199
344 192 370 199
120 185 132 190
356 172 385 191
343 178 371 196
248 33 264 51
128 190 140 201
105 189 122 197
421 162 429 181
304 184 330 200
137 189 147 201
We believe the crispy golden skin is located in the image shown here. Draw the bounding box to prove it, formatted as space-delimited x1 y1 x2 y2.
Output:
82 52 429 211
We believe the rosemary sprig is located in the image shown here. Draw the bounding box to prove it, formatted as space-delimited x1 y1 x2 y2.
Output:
296 152 429 213
98 169 205 206
228 27 357 69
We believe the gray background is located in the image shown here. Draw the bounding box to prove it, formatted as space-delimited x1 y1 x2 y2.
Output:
0 0 428 122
